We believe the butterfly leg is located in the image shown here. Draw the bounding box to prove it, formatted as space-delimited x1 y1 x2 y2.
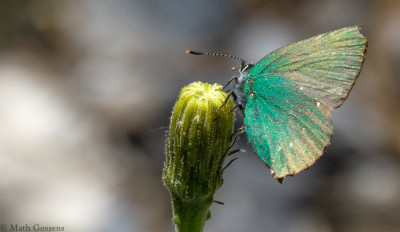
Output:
217 92 232 110
213 200 224 205
214 91 244 122
223 157 238 171
221 126 243 155
215 88 243 114
217 128 244 171
213 104 241 121
221 76 238 90
221 126 246 171
231 125 244 140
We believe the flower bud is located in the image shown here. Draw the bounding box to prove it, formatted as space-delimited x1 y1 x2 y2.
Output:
163 81 234 232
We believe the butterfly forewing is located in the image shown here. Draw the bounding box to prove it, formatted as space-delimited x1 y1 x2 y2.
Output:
248 26 367 108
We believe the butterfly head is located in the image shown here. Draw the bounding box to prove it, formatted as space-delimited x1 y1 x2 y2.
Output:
239 62 254 74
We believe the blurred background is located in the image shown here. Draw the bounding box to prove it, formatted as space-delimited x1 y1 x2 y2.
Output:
0 0 399 231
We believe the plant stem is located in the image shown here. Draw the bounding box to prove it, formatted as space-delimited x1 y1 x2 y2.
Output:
171 194 213 232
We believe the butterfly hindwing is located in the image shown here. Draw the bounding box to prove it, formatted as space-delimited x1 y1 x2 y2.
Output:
244 75 333 178
243 26 367 178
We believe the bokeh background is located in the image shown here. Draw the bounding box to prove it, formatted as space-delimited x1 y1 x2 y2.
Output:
0 0 399 231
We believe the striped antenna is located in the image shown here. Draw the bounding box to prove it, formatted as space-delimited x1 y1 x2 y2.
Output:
186 50 247 63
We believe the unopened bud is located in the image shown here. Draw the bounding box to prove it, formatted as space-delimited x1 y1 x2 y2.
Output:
163 81 234 232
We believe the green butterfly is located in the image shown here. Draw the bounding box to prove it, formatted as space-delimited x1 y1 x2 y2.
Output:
190 26 367 181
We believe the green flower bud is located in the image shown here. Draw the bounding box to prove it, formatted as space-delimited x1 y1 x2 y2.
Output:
163 81 234 232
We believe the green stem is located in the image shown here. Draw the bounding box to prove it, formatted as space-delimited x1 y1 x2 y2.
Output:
171 194 213 232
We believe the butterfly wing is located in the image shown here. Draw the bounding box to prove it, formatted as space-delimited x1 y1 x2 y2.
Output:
243 26 367 178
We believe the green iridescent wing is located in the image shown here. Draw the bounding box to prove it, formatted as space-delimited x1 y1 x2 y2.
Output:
243 26 367 179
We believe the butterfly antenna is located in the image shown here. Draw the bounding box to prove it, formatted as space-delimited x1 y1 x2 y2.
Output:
186 50 247 64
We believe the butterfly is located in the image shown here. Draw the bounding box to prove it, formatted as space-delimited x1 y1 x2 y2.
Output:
187 26 367 182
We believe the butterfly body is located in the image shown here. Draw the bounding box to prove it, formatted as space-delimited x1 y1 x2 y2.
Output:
231 26 367 179
232 63 253 107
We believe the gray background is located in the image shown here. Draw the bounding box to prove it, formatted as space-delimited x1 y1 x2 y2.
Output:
0 0 399 231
